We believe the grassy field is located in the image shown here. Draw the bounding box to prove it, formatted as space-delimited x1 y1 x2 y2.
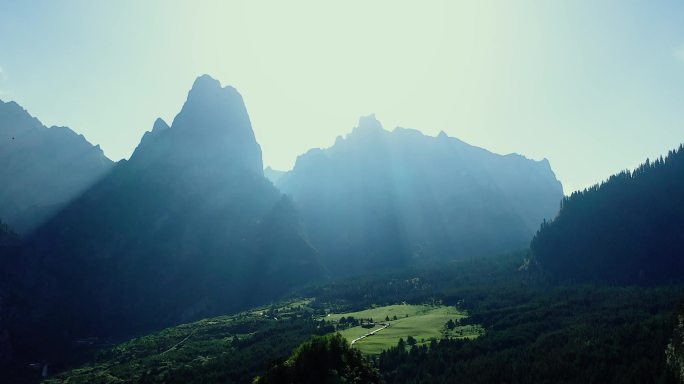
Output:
325 304 428 322
329 304 483 354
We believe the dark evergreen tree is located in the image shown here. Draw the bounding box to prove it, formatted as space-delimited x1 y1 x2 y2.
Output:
255 333 381 384
531 144 684 283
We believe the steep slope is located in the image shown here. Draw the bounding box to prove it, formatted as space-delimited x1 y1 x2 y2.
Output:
531 144 684 283
278 115 563 273
0 100 113 233
9 76 321 359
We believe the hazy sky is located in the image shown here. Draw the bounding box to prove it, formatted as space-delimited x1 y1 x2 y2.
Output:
1 0 684 193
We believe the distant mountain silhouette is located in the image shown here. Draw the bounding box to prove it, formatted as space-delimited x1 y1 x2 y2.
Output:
0 100 113 233
278 115 564 273
7 76 321 356
264 166 286 184
1 80 567 373
531 144 684 283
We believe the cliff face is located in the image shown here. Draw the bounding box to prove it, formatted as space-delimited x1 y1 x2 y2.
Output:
129 74 263 173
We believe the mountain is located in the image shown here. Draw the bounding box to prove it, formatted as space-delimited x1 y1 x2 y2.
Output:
6 75 321 361
531 144 684 283
0 100 113 233
277 115 564 273
264 166 286 184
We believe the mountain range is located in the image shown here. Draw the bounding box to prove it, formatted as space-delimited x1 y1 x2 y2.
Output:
278 115 563 273
2 76 321 361
3 74 684 384
0 75 565 372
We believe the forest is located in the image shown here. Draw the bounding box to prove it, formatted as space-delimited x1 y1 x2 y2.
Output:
532 145 684 284
34 254 684 384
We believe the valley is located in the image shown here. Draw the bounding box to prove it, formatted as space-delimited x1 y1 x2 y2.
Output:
5 2 684 383
1 72 683 384
39 297 486 382
33 254 683 383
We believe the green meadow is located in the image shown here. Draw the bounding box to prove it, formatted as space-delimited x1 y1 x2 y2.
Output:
328 304 484 354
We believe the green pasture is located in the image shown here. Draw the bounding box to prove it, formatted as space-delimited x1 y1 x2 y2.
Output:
330 304 483 354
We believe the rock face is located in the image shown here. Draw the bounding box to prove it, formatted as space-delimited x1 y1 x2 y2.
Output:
0 101 113 233
11 76 321 352
129 75 263 173
278 115 564 273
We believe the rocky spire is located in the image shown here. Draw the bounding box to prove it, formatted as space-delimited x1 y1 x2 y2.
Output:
130 75 263 174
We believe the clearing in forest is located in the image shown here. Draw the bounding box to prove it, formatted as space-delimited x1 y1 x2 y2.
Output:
327 304 483 354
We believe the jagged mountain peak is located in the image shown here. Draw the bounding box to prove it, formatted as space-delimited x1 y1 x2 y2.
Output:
192 73 223 90
152 117 170 132
11 76 320 343
278 117 564 273
351 114 384 135
0 99 45 135
130 75 263 173
172 74 248 132
0 99 29 113
0 100 113 233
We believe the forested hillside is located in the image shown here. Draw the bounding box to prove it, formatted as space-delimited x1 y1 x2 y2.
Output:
531 144 684 283
40 254 683 384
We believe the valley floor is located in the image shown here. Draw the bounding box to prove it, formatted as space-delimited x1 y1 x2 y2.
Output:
16 254 684 384
328 304 483 354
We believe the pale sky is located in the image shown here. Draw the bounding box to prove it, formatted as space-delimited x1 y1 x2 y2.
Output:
1 0 684 193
